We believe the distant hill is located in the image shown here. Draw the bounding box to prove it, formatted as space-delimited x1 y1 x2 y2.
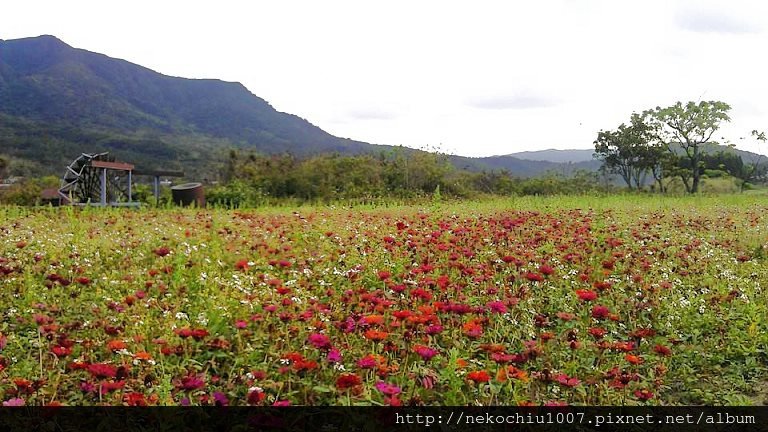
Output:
505 149 596 163
0 35 763 181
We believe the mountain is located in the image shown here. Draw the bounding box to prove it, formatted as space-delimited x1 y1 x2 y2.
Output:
451 154 601 177
0 35 382 178
1 35 762 182
505 149 596 163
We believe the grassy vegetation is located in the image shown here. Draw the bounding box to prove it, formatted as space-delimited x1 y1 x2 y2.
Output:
0 195 766 406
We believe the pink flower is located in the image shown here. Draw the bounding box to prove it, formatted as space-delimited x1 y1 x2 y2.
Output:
327 348 342 363
538 264 554 276
308 333 331 350
486 301 507 314
357 355 378 369
2 398 25 406
554 373 581 387
413 345 438 361
374 381 402 396
425 324 443 335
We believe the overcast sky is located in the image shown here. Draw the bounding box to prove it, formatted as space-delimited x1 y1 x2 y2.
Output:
3 0 768 156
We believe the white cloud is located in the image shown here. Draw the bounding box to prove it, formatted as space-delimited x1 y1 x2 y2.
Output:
466 93 560 110
346 108 398 121
676 9 761 34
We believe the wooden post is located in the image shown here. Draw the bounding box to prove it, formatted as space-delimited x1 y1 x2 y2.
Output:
154 176 160 206
127 170 132 203
100 168 107 205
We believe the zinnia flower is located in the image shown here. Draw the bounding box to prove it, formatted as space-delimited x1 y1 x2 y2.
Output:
175 375 205 391
413 345 438 361
634 389 654 400
308 333 331 349
575 289 597 301
374 381 402 396
336 373 362 390
2 398 25 406
467 370 490 383
591 305 611 319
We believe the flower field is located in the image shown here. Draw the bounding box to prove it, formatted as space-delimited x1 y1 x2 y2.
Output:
1 196 767 406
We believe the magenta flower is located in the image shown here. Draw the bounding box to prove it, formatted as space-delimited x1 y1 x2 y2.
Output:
327 348 342 363
413 345 438 361
425 324 443 335
374 381 402 396
357 355 377 369
308 333 331 350
213 391 229 406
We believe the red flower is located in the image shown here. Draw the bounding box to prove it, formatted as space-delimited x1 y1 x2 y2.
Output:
234 259 250 271
653 344 672 356
593 281 612 291
524 272 544 282
175 375 205 391
51 345 72 357
191 329 209 340
486 301 507 314
538 264 554 276
363 330 388 342
588 327 607 339
88 363 117 379
247 388 266 405
107 339 127 351
462 320 484 339
467 370 490 383
153 247 171 257
634 389 654 400
575 289 597 301
554 373 581 387
591 305 611 319
335 373 362 390
124 392 147 406
99 380 126 394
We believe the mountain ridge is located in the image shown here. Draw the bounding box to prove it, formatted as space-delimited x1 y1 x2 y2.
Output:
1 35 763 181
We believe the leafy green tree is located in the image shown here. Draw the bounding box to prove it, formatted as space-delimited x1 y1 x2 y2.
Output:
594 114 660 190
644 101 731 193
0 156 8 179
724 130 768 192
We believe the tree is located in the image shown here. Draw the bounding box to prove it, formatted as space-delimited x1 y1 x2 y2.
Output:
735 130 768 191
645 101 731 193
0 156 7 179
594 113 661 190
